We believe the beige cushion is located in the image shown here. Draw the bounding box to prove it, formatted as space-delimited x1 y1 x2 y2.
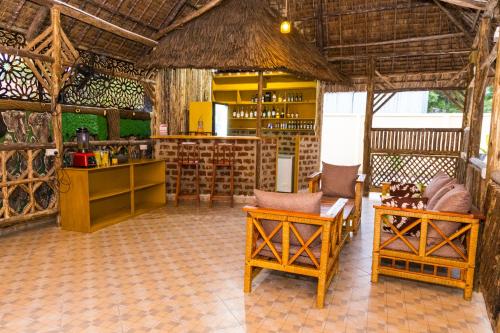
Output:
426 179 458 210
380 232 465 259
321 162 360 199
427 184 471 239
423 171 455 199
254 190 322 247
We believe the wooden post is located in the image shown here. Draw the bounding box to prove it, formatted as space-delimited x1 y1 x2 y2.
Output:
362 58 375 195
51 7 63 226
467 17 491 159
255 72 264 189
256 72 264 137
487 38 500 181
152 70 165 136
51 7 63 169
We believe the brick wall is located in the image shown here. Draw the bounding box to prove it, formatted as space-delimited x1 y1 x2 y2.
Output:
296 136 321 191
259 138 278 192
155 138 261 196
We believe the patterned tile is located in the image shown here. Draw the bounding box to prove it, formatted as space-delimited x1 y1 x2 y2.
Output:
0 196 493 333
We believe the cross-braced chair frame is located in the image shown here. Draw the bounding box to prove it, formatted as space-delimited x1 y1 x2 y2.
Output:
243 201 346 308
372 206 481 300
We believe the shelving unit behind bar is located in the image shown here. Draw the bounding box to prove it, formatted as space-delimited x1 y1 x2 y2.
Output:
59 160 166 233
212 72 317 135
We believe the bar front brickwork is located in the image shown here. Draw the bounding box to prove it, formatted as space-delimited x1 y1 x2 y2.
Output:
155 138 260 196
259 138 278 192
296 136 321 191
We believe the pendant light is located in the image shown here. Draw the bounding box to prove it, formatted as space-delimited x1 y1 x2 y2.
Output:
280 0 291 34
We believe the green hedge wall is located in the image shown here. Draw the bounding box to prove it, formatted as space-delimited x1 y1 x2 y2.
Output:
62 113 107 142
120 119 151 138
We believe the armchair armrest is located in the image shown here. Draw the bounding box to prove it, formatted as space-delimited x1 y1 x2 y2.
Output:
373 205 480 224
243 204 345 224
356 174 366 183
307 171 322 182
307 171 322 193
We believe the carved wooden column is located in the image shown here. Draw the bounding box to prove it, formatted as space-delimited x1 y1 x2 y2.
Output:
487 38 500 181
362 57 375 195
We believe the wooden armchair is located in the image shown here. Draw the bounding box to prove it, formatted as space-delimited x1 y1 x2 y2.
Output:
308 172 365 238
372 205 481 300
243 200 346 308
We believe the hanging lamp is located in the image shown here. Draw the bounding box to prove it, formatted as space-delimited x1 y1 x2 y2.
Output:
280 0 291 34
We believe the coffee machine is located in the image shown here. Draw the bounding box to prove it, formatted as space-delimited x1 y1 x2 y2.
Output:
72 128 97 168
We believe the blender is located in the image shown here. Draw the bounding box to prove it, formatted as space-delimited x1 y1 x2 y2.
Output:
72 128 97 168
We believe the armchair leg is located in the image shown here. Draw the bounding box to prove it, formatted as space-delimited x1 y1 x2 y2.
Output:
464 268 474 300
244 263 253 293
316 273 327 308
371 254 379 283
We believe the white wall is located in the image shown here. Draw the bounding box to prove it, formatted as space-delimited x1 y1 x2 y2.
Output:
321 112 492 168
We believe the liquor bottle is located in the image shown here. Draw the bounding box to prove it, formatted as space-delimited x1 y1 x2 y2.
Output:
278 93 283 103
280 110 285 119
299 93 303 102
232 109 236 118
295 112 299 118
271 107 276 118
272 92 277 102
245 109 249 118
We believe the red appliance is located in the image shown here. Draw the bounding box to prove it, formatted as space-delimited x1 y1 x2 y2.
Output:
73 128 97 168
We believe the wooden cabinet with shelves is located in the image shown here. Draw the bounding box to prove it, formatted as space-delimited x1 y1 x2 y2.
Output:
59 160 166 233
213 72 317 134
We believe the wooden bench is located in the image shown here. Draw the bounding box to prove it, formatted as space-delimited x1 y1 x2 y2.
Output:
243 199 347 308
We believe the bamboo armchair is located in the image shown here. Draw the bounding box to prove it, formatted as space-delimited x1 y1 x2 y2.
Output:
372 205 481 300
243 200 346 308
308 172 365 237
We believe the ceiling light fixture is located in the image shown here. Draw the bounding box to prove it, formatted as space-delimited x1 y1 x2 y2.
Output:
280 0 291 34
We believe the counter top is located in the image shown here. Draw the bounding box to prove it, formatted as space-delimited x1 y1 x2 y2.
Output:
151 135 261 141
63 159 164 172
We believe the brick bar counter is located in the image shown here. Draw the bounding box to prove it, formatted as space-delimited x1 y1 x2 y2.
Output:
153 136 278 196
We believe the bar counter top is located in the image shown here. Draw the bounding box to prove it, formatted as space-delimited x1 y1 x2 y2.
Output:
151 135 260 141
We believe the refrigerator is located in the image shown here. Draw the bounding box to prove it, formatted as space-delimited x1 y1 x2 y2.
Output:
189 102 228 136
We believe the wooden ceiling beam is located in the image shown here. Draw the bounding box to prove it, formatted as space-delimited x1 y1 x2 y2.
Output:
328 49 472 61
433 0 474 41
324 32 465 49
26 6 49 41
153 0 223 40
29 0 158 47
159 0 188 29
436 0 488 10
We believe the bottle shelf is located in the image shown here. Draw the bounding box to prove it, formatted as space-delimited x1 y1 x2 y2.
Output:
229 128 314 131
230 117 315 121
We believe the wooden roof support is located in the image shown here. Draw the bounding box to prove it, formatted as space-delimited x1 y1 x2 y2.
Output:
0 44 53 62
26 6 49 41
328 49 472 61
29 0 158 47
362 58 375 195
486 40 500 180
153 0 223 40
437 0 488 10
324 33 465 49
433 0 474 41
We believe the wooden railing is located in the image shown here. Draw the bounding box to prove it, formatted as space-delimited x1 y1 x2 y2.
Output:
371 128 463 156
369 128 464 188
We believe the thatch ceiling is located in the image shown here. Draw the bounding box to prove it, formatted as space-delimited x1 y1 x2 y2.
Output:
139 0 347 82
0 0 497 83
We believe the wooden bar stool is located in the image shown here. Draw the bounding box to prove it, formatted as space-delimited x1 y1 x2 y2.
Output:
210 142 235 207
175 141 201 206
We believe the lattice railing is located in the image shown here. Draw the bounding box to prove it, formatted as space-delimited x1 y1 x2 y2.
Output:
370 128 463 188
0 144 58 226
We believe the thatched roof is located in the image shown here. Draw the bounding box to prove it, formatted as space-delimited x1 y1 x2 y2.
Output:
139 0 347 83
1 0 497 89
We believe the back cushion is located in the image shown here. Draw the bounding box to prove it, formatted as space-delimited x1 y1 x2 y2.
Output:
423 171 455 199
382 197 428 236
427 184 472 239
254 190 323 246
321 162 360 199
427 179 457 210
389 181 421 198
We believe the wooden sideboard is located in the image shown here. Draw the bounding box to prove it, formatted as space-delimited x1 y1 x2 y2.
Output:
59 160 165 233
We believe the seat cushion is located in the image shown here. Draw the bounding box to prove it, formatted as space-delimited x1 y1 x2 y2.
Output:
254 190 323 247
380 232 465 259
427 184 471 239
389 181 421 198
321 162 360 199
381 197 428 236
423 171 455 200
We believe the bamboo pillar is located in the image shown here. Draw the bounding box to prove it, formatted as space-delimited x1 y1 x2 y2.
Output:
362 58 375 195
152 69 166 136
467 17 491 159
487 39 500 181
106 109 120 140
51 7 63 168
50 7 63 225
255 72 264 189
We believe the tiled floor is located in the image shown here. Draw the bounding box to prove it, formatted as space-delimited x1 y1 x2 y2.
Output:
0 196 493 333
